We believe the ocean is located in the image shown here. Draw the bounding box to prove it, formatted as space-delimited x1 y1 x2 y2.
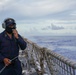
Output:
27 36 76 62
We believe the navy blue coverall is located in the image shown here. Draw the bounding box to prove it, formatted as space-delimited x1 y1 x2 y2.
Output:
0 30 27 75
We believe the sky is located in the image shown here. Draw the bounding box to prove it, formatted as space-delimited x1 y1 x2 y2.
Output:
0 0 76 37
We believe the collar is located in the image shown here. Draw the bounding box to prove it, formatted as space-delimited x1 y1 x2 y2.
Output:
3 30 13 40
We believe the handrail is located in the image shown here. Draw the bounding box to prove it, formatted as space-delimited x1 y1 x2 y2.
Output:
24 38 76 75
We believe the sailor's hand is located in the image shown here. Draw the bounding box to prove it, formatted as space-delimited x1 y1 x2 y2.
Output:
12 29 19 39
3 58 11 66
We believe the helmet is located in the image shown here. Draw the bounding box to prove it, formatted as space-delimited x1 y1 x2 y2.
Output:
2 18 16 29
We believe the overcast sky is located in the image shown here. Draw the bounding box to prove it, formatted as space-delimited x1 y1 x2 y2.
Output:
0 0 76 36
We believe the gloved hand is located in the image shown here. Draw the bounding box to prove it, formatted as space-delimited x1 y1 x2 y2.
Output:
3 58 11 66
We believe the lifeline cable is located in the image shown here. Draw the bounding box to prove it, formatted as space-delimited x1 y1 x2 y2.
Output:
0 56 18 74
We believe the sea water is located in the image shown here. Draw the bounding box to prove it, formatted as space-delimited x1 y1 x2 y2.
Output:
27 36 76 61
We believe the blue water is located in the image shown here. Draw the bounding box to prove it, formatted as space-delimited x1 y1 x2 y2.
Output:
28 36 76 61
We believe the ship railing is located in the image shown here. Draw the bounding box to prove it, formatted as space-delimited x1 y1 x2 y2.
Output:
24 38 76 75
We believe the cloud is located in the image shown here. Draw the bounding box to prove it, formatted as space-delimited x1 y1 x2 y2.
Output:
70 11 76 16
42 26 51 30
41 23 64 30
0 0 76 19
0 0 76 36
51 23 64 30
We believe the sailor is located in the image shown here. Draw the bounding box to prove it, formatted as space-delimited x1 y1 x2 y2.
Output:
0 18 27 75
